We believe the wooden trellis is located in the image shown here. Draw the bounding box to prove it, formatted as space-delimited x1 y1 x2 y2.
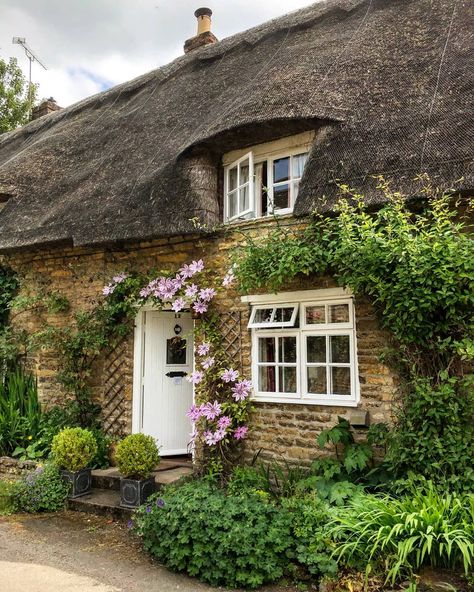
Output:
204 310 243 369
101 338 128 436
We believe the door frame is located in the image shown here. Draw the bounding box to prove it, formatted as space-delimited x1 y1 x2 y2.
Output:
132 306 195 452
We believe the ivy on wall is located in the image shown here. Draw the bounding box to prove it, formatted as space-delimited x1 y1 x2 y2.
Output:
232 178 474 489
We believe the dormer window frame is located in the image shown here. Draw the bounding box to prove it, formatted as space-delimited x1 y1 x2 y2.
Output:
223 132 313 224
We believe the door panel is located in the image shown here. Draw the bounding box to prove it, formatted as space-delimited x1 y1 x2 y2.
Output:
141 311 193 455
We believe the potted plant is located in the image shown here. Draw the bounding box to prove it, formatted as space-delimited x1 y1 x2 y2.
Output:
115 433 160 508
51 427 98 498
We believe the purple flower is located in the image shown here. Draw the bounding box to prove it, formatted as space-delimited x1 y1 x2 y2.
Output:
127 520 134 529
197 343 211 356
102 284 115 296
201 400 222 420
193 300 208 314
112 272 128 284
156 498 165 508
172 275 184 290
223 271 235 287
171 297 186 313
204 430 218 446
198 287 216 302
221 368 239 383
232 379 253 402
185 284 198 298
179 264 193 279
234 426 249 440
186 404 203 422
139 286 151 298
186 371 204 385
202 356 215 370
189 259 204 275
214 427 227 442
217 415 232 429
146 506 152 513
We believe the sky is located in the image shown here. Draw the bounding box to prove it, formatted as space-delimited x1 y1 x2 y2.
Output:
0 0 316 107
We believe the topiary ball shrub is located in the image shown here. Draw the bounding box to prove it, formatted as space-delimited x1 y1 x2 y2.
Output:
134 481 293 588
115 433 160 479
12 462 69 513
51 427 98 472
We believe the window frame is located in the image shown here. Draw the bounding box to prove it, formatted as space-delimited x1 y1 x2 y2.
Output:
224 151 255 222
248 304 299 329
246 290 359 407
254 331 300 400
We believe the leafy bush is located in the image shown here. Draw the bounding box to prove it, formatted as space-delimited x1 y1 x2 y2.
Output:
0 368 42 456
12 463 69 513
282 494 338 579
328 482 474 585
115 433 159 479
134 481 293 588
0 479 16 515
51 427 98 472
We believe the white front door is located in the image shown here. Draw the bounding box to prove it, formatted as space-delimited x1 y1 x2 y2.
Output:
134 311 194 456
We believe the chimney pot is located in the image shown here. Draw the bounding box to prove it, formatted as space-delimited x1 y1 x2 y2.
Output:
184 7 218 54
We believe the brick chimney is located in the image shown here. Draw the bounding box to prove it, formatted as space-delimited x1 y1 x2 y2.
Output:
32 97 62 120
184 8 218 54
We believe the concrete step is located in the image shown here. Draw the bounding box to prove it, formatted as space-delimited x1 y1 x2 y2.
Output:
68 489 132 521
92 466 193 491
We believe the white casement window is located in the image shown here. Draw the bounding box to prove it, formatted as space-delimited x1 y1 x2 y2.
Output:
223 133 313 223
244 289 359 407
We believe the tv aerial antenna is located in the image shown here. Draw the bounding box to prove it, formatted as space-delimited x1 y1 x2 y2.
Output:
12 37 47 118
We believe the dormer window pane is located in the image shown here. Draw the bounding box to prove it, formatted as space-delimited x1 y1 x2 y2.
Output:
273 157 289 182
229 167 238 191
273 184 290 210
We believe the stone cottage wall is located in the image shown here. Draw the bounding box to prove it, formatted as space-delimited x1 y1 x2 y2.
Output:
1 217 397 465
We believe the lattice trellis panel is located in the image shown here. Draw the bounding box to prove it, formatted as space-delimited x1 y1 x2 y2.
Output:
101 338 129 436
205 311 243 369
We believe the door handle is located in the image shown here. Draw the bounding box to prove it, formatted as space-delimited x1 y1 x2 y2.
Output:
165 371 188 378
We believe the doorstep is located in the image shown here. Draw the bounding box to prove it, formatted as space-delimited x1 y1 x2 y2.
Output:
68 461 193 521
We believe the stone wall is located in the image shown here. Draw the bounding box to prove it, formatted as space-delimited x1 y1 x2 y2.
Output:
1 216 397 464
0 456 36 480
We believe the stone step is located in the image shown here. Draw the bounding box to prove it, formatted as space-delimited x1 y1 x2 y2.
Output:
68 489 132 521
92 466 193 491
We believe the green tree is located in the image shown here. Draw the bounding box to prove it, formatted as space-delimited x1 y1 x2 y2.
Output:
0 57 37 133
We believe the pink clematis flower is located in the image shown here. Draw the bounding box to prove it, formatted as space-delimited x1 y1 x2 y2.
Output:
179 264 193 279
186 405 203 422
189 259 204 275
217 416 232 430
185 284 199 298
171 297 186 313
193 300 208 314
231 379 252 402
198 288 216 302
221 368 239 383
234 426 248 440
102 284 115 296
223 270 235 287
112 273 128 284
186 371 204 385
201 400 222 420
197 343 211 356
202 356 215 370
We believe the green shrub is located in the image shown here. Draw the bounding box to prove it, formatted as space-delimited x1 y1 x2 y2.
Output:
0 368 42 456
0 479 16 515
134 481 293 588
115 433 159 479
282 494 338 579
51 427 98 471
328 482 474 585
12 462 69 512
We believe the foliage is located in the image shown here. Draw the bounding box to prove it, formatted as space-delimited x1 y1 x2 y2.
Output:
12 462 69 513
233 181 474 488
0 57 37 133
282 493 339 579
51 427 98 472
115 433 159 479
386 374 474 491
0 479 16 515
0 266 19 328
134 480 294 588
328 482 474 585
0 368 42 456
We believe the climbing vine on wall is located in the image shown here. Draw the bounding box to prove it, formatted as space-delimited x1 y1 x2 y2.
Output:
232 177 474 489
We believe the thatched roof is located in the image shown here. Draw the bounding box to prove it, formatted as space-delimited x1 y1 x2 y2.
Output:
0 0 472 251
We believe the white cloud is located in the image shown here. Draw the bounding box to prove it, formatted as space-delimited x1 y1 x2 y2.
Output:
1 0 317 107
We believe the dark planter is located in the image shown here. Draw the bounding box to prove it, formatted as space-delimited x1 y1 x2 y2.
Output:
120 477 155 508
61 468 92 499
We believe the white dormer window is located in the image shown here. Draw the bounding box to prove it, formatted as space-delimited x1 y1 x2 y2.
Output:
223 132 314 223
